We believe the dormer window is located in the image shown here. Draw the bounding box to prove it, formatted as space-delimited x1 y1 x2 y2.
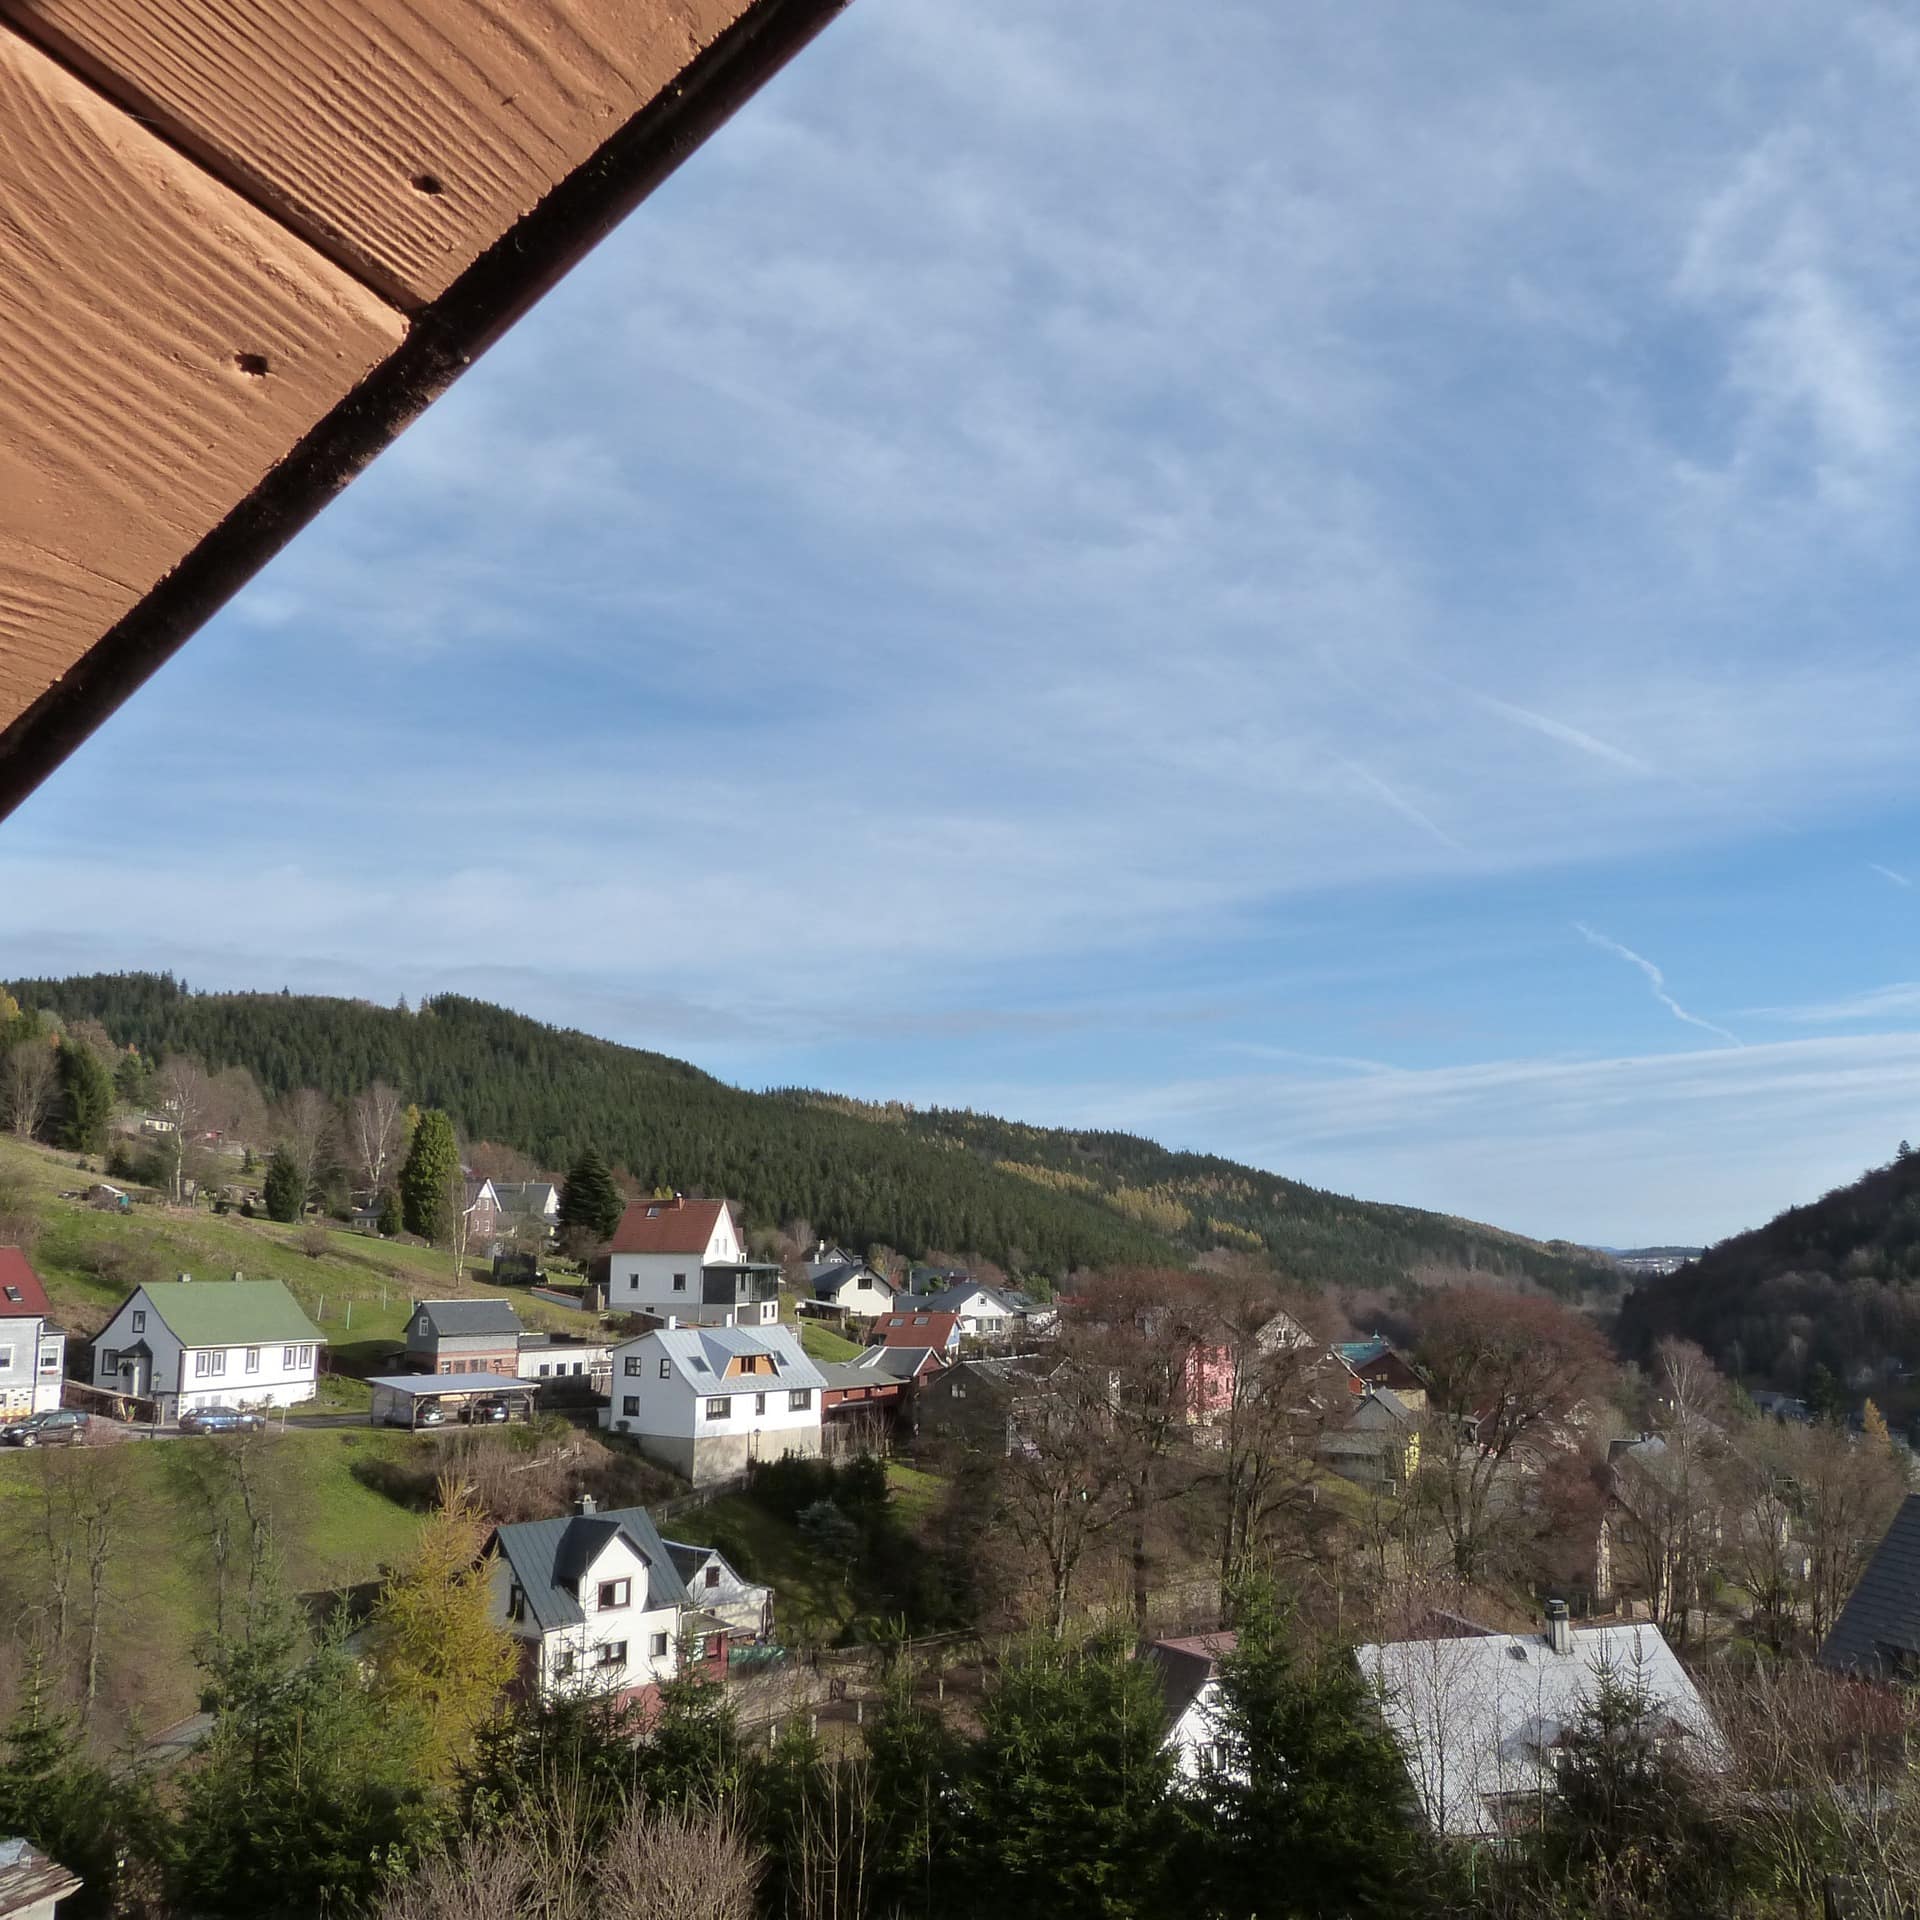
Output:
597 1578 631 1610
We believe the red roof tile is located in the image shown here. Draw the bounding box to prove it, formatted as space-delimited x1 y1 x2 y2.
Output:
608 1197 733 1256
875 1310 959 1348
0 1246 52 1318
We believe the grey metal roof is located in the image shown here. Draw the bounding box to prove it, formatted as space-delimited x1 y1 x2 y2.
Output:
848 1343 937 1380
490 1504 689 1634
364 1372 530 1393
643 1323 826 1394
918 1282 1020 1317
410 1298 523 1340
1820 1494 1920 1679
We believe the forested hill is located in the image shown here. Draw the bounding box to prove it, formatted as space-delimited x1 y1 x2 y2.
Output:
10 972 1612 1292
1618 1146 1920 1397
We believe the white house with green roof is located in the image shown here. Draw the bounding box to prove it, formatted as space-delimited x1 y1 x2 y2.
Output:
92 1277 324 1420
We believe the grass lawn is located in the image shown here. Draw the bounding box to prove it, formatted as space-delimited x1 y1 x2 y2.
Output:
683 1490 860 1647
883 1459 945 1528
0 1425 430 1731
798 1320 862 1364
0 1136 604 1364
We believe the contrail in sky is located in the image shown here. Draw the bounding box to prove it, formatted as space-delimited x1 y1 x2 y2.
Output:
1574 922 1741 1046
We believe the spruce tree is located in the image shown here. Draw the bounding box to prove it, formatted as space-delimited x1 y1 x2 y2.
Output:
54 1040 113 1155
559 1147 624 1242
376 1187 403 1238
262 1148 303 1223
400 1108 460 1242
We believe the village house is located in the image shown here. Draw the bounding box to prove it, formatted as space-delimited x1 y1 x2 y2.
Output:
91 1276 323 1421
486 1497 730 1712
604 1322 825 1485
1144 1631 1239 1779
608 1196 780 1328
0 1249 67 1424
462 1177 503 1245
914 1281 1024 1343
1819 1494 1920 1682
662 1538 775 1642
515 1331 612 1391
914 1352 1073 1456
872 1308 963 1358
1335 1336 1431 1410
0 1834 82 1920
806 1259 898 1319
1317 1386 1422 1493
491 1180 561 1238
403 1297 524 1375
1357 1603 1722 1838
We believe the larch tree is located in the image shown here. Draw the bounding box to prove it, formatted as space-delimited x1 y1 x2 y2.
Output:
1 1036 57 1140
366 1480 517 1784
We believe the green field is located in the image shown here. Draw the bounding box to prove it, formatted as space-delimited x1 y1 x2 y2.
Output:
798 1319 863 1364
0 1134 604 1372
0 1425 431 1730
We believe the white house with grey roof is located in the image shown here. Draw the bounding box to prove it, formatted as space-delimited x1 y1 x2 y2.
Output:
603 1323 825 1484
486 1497 729 1711
662 1538 774 1642
1357 1605 1722 1837
91 1277 323 1421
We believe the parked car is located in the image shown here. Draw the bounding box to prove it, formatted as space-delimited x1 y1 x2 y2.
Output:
178 1405 267 1435
1 1410 91 1448
460 1397 510 1425
396 1399 446 1428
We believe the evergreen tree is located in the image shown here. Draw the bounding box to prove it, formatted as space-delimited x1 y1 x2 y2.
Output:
400 1108 460 1242
558 1147 624 1242
172 1590 434 1918
960 1636 1175 1920
112 1048 152 1108
366 1486 517 1784
1808 1362 1846 1425
377 1187 404 1238
862 1656 968 1917
53 1040 112 1155
1189 1580 1422 1916
262 1147 303 1223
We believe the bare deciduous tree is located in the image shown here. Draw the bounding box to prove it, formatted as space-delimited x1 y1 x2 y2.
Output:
155 1055 214 1202
1 1038 57 1140
276 1088 340 1208
350 1081 407 1197
1413 1287 1613 1581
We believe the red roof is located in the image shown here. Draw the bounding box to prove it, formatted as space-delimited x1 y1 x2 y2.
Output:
0 1246 52 1318
875 1309 959 1348
609 1196 733 1256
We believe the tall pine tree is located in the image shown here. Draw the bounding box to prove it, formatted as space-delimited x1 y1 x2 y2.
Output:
262 1148 303 1223
399 1108 460 1242
54 1040 113 1155
559 1147 624 1242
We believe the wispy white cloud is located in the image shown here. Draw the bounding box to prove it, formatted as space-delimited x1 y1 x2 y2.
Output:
1751 982 1920 1026
1575 924 1741 1046
1870 862 1912 888
1471 694 1649 775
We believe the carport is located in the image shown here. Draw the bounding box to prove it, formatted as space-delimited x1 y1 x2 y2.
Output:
365 1373 536 1432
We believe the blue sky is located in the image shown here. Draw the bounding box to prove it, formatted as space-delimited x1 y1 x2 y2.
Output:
6 0 1920 1248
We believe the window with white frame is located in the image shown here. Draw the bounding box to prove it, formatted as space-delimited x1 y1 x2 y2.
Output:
194 1350 227 1378
597 1579 631 1610
99 1348 116 1374
297 1345 314 1367
649 1631 669 1659
283 1346 297 1367
39 1346 58 1372
0 1345 12 1373
596 1641 627 1670
754 1392 766 1415
131 1310 145 1333
245 1348 260 1373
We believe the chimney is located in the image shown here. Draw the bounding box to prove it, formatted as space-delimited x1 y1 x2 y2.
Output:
576 1495 597 1516
666 1315 678 1331
1544 1598 1572 1656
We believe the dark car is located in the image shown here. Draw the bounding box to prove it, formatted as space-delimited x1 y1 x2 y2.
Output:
460 1397 510 1425
1 1409 91 1448
178 1405 267 1436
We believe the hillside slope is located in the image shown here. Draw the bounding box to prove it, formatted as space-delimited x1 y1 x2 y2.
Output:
1618 1147 1920 1411
9 971 1613 1292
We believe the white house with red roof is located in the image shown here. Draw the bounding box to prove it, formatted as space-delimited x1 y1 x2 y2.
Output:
607 1195 779 1328
0 1249 67 1423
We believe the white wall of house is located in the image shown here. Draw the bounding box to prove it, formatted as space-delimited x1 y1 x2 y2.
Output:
488 1535 682 1704
92 1288 320 1416
610 1211 741 1313
826 1270 896 1318
0 1319 63 1420
1165 1682 1230 1781
606 1336 820 1445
